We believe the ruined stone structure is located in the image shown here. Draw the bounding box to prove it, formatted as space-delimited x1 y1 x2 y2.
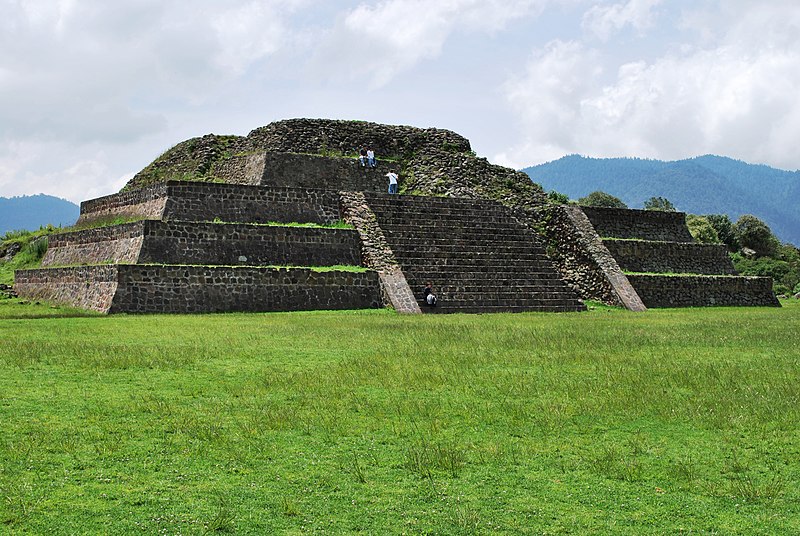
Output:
577 207 779 308
15 119 778 313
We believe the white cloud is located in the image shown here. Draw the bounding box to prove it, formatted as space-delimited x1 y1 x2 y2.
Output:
582 0 663 41
502 2 800 170
210 1 308 75
313 0 549 88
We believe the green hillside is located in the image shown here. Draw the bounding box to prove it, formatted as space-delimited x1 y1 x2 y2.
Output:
523 155 800 246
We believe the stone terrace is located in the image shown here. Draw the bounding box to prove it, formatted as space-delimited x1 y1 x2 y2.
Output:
581 207 779 308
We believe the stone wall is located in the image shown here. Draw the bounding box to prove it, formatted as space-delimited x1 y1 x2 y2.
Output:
162 182 343 224
15 265 382 314
42 222 144 267
138 222 361 266
581 207 694 242
259 152 392 192
78 183 168 225
42 220 362 268
211 152 266 185
627 274 780 308
15 266 119 312
112 265 381 314
79 182 344 226
603 240 736 275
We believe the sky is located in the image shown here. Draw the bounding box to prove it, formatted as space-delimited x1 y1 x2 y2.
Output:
2 0 799 203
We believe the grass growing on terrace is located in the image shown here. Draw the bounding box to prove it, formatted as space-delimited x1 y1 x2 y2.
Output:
0 300 798 534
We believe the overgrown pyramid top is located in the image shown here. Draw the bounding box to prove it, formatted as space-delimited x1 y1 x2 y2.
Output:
126 118 547 209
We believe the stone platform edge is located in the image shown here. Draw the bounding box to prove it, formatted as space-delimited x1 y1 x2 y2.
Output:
626 274 780 308
15 265 383 314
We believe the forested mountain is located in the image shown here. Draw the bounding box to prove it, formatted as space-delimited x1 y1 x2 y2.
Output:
523 155 800 245
0 194 80 236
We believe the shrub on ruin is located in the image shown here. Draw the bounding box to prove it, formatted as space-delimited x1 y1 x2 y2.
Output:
734 215 779 257
578 191 627 208
643 196 676 211
686 215 720 244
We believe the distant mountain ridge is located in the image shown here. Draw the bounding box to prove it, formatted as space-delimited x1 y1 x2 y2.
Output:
0 194 80 236
523 155 800 245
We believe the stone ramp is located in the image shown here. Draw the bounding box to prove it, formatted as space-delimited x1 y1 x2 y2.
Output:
363 193 586 313
581 207 779 308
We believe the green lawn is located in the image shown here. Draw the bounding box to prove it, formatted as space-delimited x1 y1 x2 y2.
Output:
1 299 798 534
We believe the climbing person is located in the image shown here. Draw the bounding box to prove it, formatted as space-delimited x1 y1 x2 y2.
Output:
423 282 437 307
367 147 376 168
359 146 368 167
386 170 398 194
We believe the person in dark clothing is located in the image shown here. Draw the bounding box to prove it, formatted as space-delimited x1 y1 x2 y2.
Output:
359 147 368 167
423 281 437 306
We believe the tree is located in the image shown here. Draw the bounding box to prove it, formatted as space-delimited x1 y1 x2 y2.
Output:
547 190 570 204
734 214 779 257
705 214 739 252
686 215 720 244
578 191 627 208
644 196 676 211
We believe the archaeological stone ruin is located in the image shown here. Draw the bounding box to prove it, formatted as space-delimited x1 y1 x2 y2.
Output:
14 119 780 313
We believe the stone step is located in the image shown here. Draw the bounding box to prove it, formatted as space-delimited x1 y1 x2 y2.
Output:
419 304 586 314
391 244 545 255
387 236 537 247
396 257 552 268
401 268 558 278
364 192 504 208
410 285 578 296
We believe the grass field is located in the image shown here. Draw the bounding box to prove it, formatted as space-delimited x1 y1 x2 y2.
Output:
1 298 798 534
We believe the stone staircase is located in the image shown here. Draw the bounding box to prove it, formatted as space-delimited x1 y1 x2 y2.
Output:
580 207 779 308
363 193 586 313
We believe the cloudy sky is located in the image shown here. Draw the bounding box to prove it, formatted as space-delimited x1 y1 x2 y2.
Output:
2 0 799 203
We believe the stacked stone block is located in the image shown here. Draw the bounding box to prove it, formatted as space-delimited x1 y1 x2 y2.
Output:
43 221 362 268
581 207 779 308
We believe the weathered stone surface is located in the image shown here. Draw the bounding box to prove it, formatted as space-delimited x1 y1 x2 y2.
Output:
43 220 362 268
363 193 585 313
15 265 119 312
77 183 169 226
603 239 736 275
581 207 694 242
526 205 646 311
126 119 471 191
1 241 23 263
17 118 780 314
79 182 343 226
15 265 382 314
627 274 780 308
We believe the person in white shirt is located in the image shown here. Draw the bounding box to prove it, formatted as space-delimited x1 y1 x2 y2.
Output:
386 171 398 194
367 148 376 168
